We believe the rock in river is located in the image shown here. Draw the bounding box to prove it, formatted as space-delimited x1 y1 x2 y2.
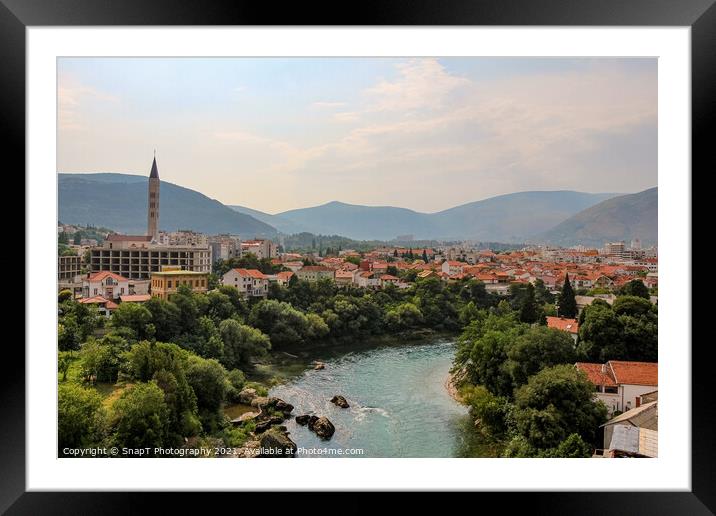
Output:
258 427 297 457
311 417 336 440
295 414 312 426
314 361 325 370
330 395 350 408
254 416 285 434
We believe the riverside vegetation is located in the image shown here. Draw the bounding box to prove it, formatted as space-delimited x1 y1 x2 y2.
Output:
57 273 656 458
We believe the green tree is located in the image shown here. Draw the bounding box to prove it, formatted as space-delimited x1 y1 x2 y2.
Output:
185 355 229 430
557 274 577 318
108 381 171 452
461 384 510 438
505 327 577 388
619 279 650 299
577 303 626 361
512 364 607 449
219 319 271 369
58 383 105 453
533 278 555 305
111 302 155 341
144 297 181 342
79 334 129 383
518 283 540 324
58 231 69 244
58 289 73 303
385 302 424 331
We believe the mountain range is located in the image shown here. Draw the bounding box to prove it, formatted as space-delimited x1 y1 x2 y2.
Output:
58 172 657 246
231 191 620 242
537 187 657 247
59 173 276 237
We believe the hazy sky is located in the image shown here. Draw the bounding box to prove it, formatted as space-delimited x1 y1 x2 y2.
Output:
58 57 657 214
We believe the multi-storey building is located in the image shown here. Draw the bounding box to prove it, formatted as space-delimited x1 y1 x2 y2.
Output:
58 254 82 281
241 239 277 260
89 235 211 280
159 230 209 247
209 234 242 263
222 268 269 297
150 267 209 300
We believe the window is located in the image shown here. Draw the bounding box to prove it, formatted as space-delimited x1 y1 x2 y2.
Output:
168 280 172 288
604 386 618 394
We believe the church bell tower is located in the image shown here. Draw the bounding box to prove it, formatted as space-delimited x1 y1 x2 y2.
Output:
147 153 160 242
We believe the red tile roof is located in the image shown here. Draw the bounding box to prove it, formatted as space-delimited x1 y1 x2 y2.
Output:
106 234 152 242
609 361 658 386
576 362 617 386
79 296 118 310
233 268 268 279
119 294 151 303
87 271 128 283
546 316 579 334
299 266 333 272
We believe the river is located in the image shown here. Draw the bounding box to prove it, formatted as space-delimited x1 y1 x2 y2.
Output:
267 338 499 458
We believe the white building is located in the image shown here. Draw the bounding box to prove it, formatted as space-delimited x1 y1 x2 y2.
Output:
441 260 465 275
241 239 277 260
222 268 269 297
82 271 130 300
576 361 658 416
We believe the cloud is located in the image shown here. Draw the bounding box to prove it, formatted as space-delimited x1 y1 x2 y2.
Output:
58 76 118 131
312 101 346 108
365 58 471 112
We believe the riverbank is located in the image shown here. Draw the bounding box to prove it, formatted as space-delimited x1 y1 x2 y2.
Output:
445 371 464 403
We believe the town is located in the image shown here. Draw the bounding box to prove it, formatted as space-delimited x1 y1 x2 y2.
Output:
58 157 658 459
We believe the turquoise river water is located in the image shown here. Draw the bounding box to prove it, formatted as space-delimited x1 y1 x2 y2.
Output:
268 339 496 458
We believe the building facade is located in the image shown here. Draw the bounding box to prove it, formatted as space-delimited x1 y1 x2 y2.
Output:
150 268 208 300
82 271 130 300
58 254 82 281
576 360 658 415
222 268 269 297
90 235 211 280
295 265 336 282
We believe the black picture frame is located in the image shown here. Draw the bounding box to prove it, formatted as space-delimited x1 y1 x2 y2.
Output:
4 0 709 512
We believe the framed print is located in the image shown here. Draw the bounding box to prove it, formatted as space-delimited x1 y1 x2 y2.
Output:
5 0 711 511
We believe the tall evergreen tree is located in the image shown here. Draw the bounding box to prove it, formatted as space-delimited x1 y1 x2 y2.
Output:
422 249 429 262
519 283 539 324
558 273 577 318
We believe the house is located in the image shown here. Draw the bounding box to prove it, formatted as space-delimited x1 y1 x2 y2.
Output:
222 268 268 297
79 295 118 317
151 268 209 300
379 274 400 288
335 269 355 287
575 360 658 415
82 271 129 300
295 265 336 282
546 316 579 343
274 271 295 286
371 261 389 274
355 271 380 289
441 260 464 275
597 400 658 458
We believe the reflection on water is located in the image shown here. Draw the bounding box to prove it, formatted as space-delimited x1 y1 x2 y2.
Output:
267 339 496 458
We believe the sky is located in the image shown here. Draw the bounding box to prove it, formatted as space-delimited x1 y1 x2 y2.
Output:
58 57 657 214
